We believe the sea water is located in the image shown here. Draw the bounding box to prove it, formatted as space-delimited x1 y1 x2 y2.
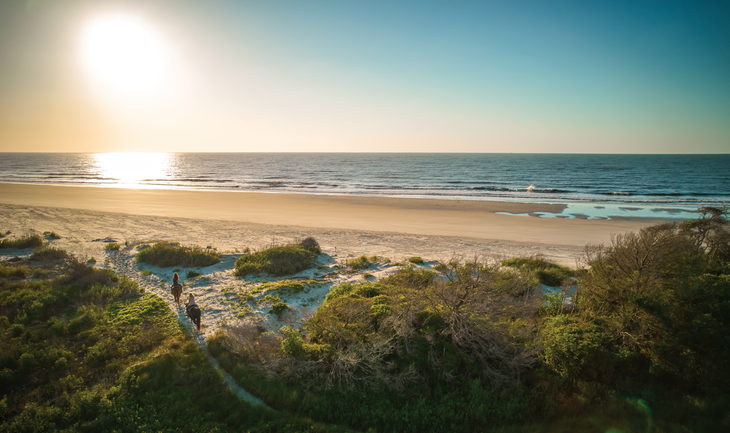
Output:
0 153 727 220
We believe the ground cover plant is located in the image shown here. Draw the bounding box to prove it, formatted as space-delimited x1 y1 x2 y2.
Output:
104 242 121 251
235 239 321 277
210 212 730 432
136 241 221 268
0 251 339 433
0 233 43 249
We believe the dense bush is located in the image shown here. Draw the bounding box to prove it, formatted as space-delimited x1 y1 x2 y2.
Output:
573 213 730 393
136 242 221 268
234 242 320 277
210 213 730 432
213 258 544 431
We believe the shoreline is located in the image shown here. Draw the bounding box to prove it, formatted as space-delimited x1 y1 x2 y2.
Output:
0 183 666 248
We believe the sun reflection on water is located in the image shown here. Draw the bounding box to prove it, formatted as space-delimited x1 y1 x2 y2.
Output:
93 153 173 188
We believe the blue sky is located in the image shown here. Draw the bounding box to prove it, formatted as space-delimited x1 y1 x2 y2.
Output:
1 0 728 153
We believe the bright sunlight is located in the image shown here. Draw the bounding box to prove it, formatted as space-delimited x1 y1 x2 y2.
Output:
80 14 170 99
93 153 173 188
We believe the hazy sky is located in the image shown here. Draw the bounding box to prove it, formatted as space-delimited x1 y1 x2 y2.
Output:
1 0 728 153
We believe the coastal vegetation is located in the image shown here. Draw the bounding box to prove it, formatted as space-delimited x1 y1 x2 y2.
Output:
42 231 60 239
234 239 321 277
3 211 728 432
501 256 575 286
210 210 730 432
29 245 68 262
346 255 370 269
0 233 43 249
104 242 121 251
136 241 221 268
0 251 336 432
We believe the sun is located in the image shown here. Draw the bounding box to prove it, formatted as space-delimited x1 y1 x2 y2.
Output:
80 14 170 98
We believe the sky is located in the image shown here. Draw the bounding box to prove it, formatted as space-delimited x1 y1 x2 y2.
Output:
0 0 728 153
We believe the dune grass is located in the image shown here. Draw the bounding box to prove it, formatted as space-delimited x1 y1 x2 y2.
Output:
42 231 60 239
136 242 221 268
29 246 68 262
104 242 120 251
501 256 574 286
346 255 370 269
407 256 424 264
234 240 321 277
0 234 43 249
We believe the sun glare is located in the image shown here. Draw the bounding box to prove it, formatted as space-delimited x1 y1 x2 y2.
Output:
81 15 170 98
94 153 172 187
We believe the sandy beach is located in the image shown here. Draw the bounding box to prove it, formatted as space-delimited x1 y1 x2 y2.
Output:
0 183 663 258
1 182 665 341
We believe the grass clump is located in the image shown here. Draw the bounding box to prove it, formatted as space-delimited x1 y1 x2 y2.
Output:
186 270 200 278
140 270 152 277
235 241 321 277
502 256 574 286
407 256 424 265
347 255 370 269
104 242 120 251
0 234 43 249
42 231 60 239
29 246 68 262
86 257 96 265
136 242 221 268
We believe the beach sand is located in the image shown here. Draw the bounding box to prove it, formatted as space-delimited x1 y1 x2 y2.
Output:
1 183 664 341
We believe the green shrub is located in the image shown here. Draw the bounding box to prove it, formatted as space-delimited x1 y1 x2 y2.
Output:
280 326 304 356
0 263 32 279
234 243 319 277
541 315 613 381
136 242 221 268
269 301 290 315
19 353 36 371
42 231 60 239
407 256 424 264
87 257 96 264
186 270 200 278
140 270 152 276
0 234 43 249
104 243 120 251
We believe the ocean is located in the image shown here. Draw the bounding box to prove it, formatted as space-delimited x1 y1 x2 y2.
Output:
1 153 728 220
